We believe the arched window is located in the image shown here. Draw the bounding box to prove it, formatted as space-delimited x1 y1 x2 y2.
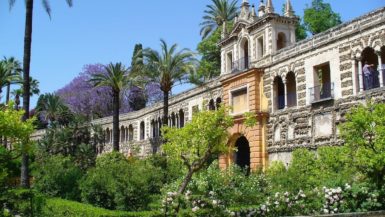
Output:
361 47 380 90
171 112 176 127
120 126 125 143
140 121 145 140
179 109 185 128
273 76 285 110
208 99 215 110
151 120 155 138
105 128 110 144
128 125 134 141
158 117 162 136
216 97 222 110
381 46 385 86
240 38 249 70
277 32 287 50
125 127 128 142
286 72 297 107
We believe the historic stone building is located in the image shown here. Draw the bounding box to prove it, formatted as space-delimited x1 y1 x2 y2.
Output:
31 1 385 171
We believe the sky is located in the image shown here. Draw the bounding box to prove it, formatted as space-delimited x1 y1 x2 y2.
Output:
1 0 384 108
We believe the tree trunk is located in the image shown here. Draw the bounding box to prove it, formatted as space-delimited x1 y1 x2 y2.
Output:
20 0 33 188
112 89 120 152
162 91 169 126
5 84 10 104
178 168 194 194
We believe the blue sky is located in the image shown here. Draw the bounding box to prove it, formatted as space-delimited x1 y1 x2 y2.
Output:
1 0 384 107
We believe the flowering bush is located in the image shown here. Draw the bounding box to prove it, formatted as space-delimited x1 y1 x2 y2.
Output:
161 190 232 217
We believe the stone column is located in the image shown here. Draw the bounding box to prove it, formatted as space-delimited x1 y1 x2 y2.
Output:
357 57 364 92
351 57 357 95
376 50 384 87
283 79 288 109
270 82 274 112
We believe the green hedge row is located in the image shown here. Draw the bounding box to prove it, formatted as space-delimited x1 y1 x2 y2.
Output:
43 198 161 217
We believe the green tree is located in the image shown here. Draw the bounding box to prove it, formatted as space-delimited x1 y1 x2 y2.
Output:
162 106 233 194
141 40 197 127
303 0 342 35
281 3 307 41
195 28 222 82
90 63 138 151
200 0 238 39
2 57 22 104
8 0 73 188
340 101 385 187
0 61 20 103
13 76 40 110
35 93 72 126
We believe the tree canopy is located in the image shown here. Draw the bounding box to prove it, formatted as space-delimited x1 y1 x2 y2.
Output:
303 0 342 35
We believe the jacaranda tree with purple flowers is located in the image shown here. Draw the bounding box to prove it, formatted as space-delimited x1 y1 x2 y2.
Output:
56 64 161 120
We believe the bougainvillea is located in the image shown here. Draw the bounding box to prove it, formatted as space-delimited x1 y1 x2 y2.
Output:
56 64 162 119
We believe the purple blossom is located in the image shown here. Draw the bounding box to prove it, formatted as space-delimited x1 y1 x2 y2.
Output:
56 64 162 119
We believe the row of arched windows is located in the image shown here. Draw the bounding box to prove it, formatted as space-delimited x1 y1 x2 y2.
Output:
104 125 134 144
208 97 222 110
272 45 385 111
273 71 297 111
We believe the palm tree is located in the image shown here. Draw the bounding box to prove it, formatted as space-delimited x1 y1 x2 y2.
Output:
90 63 138 152
36 93 72 125
3 57 22 104
200 0 239 39
0 61 20 102
141 39 197 128
8 0 73 188
12 76 40 109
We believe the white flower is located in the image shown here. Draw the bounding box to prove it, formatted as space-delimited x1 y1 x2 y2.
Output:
192 206 199 212
230 212 236 216
323 209 329 214
300 193 306 198
284 192 289 196
261 205 267 211
345 183 351 190
212 200 218 206
167 197 173 202
209 191 214 196
334 208 338 212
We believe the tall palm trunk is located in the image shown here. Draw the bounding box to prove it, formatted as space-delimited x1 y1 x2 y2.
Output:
21 0 33 188
112 89 120 151
162 91 169 126
6 84 10 104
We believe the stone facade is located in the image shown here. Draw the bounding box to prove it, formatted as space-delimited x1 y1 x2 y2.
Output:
31 2 385 171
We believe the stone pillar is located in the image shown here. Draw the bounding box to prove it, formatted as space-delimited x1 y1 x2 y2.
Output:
270 82 274 112
283 79 288 109
357 58 364 92
351 57 357 95
376 51 384 87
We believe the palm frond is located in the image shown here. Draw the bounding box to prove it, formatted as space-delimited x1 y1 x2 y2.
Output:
42 0 52 19
8 0 16 10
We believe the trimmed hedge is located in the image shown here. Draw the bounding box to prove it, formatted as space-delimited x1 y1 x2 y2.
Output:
43 198 161 217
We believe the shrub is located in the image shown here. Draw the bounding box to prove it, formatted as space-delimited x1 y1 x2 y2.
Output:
80 152 163 211
3 188 46 217
42 198 161 217
33 155 83 201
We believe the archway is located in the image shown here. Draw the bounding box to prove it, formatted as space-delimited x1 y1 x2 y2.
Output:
286 71 297 107
240 38 249 70
234 136 250 172
208 99 215 110
128 125 133 141
179 110 184 128
361 47 379 90
273 76 285 110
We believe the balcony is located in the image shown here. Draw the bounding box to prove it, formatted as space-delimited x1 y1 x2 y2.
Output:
232 56 250 73
362 68 384 91
309 82 334 103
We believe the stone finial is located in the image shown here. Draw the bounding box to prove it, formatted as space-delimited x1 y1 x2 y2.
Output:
265 0 274 13
284 0 294 17
258 0 266 17
240 0 250 19
251 4 257 19
234 15 238 23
